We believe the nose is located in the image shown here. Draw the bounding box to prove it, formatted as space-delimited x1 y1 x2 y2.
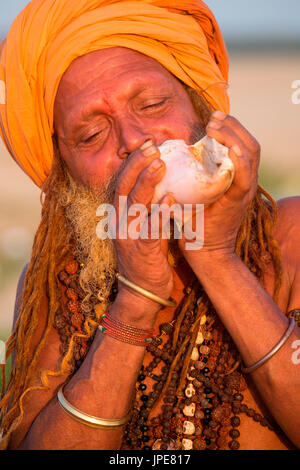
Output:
117 119 154 159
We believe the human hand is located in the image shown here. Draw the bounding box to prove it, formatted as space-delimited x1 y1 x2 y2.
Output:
177 111 260 264
113 140 174 316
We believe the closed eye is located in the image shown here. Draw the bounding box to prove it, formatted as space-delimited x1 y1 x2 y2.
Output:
83 132 99 144
81 125 109 144
142 100 167 110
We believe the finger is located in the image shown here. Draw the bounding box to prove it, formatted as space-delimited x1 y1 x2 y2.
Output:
210 111 261 156
117 158 166 241
207 115 260 182
142 193 177 242
206 120 250 159
225 146 254 200
127 158 166 212
206 121 258 199
115 140 161 198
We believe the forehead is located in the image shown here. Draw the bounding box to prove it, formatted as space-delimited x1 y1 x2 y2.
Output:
55 47 175 105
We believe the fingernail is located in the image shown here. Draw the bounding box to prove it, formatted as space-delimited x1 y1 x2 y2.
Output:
148 158 163 172
143 145 158 157
207 120 221 129
212 110 227 120
140 139 153 150
231 144 242 157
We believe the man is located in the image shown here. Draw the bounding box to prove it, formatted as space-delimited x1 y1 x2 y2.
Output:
0 0 299 450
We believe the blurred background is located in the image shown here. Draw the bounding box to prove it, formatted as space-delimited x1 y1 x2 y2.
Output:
0 0 299 339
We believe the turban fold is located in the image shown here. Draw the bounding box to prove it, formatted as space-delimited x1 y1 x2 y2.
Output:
0 0 229 187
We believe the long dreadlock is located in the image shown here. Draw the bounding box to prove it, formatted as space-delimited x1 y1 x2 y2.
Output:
0 86 282 449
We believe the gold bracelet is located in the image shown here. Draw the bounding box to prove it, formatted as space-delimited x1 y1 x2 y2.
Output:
57 386 132 429
116 273 177 308
241 317 296 374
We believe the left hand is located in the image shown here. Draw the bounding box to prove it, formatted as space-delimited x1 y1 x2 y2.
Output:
177 111 261 263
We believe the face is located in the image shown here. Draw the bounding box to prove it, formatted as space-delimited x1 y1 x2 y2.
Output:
54 47 202 188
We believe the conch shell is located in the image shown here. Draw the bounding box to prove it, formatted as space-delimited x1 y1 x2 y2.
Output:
152 136 234 206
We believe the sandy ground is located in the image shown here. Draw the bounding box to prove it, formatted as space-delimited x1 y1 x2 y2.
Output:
0 51 299 335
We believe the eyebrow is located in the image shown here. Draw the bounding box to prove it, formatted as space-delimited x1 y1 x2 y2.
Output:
69 106 109 135
69 82 173 134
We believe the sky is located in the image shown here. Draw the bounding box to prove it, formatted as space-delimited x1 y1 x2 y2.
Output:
0 0 300 42
205 0 300 41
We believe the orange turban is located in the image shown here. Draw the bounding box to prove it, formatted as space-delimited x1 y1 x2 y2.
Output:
0 0 229 187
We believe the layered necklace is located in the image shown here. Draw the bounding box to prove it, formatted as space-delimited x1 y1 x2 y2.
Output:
54 259 281 450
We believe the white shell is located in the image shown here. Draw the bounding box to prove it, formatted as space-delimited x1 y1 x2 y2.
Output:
186 366 195 381
183 403 196 417
195 331 204 345
185 383 196 398
191 347 199 361
182 438 193 450
183 421 196 435
152 136 234 206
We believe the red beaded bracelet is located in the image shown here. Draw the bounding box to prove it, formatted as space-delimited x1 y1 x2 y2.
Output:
98 313 154 346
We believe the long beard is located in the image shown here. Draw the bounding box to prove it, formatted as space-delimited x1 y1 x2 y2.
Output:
56 164 183 310
57 170 118 308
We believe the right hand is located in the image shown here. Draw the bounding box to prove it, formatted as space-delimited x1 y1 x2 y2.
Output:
112 140 174 313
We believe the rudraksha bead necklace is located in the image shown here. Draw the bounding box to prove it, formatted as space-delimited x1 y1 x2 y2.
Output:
55 260 281 450
120 282 279 450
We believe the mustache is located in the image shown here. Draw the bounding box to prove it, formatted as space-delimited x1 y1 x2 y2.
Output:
189 122 206 145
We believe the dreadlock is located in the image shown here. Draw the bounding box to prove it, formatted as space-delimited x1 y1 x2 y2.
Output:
0 86 283 449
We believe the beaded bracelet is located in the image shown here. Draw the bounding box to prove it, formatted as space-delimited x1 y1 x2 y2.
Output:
98 313 154 347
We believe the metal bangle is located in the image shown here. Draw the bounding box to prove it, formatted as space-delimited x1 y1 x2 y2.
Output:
241 317 296 374
57 386 132 429
116 273 177 308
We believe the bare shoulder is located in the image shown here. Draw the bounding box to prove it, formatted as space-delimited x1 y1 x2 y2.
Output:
275 196 300 253
275 196 300 310
276 196 300 223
